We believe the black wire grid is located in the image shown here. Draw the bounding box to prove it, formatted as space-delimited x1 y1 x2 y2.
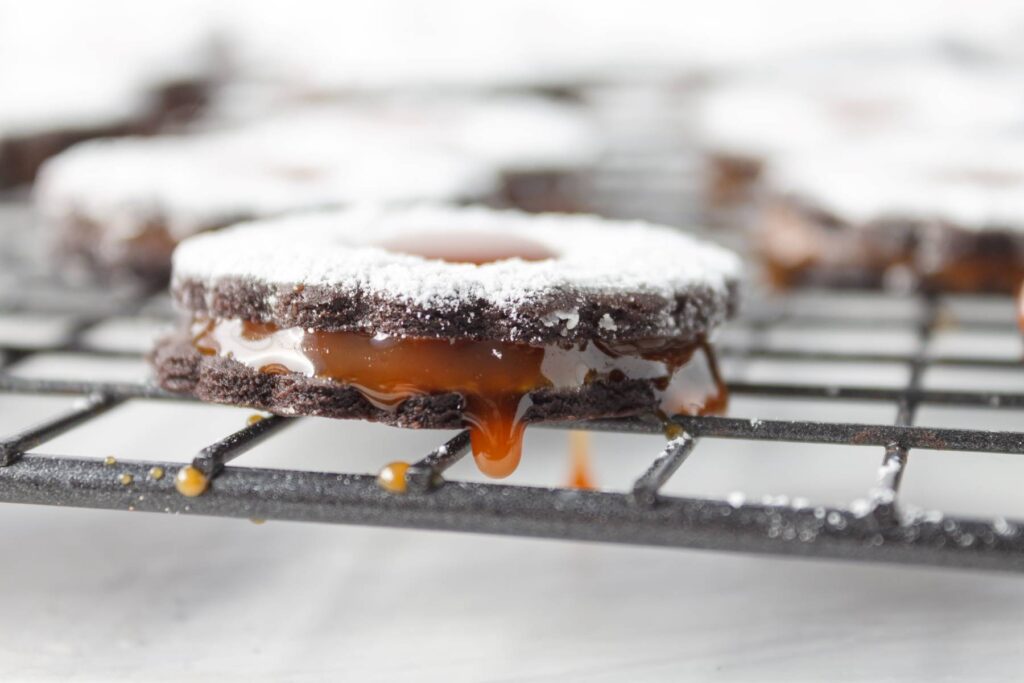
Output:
3 106 1024 576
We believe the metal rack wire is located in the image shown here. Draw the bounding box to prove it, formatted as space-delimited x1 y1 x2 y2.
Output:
2 220 1024 573
3 91 1024 573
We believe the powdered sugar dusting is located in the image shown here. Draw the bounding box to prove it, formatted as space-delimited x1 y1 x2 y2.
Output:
173 205 741 329
771 137 1024 231
0 1 216 138
36 115 497 244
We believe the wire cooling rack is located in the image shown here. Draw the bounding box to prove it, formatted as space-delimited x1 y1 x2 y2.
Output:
3 87 1024 573
2 202 1024 574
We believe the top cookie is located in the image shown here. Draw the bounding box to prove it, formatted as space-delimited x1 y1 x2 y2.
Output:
171 205 742 346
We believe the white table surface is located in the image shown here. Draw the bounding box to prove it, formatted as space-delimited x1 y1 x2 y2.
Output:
2 388 1024 682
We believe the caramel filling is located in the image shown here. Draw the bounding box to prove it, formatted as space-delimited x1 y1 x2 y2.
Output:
191 318 726 478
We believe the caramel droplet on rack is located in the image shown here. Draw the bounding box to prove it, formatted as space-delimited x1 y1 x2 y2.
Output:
246 413 264 426
104 455 117 466
663 421 685 440
567 431 596 490
118 473 134 486
377 461 410 494
148 466 165 481
175 465 209 497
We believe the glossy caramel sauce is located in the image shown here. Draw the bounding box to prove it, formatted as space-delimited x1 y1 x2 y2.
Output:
376 231 557 264
191 318 727 479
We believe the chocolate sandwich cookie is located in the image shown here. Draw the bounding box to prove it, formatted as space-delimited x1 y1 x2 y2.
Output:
0 4 214 189
203 95 602 213
698 61 1024 214
36 111 498 283
153 205 741 478
0 76 210 190
759 140 1024 292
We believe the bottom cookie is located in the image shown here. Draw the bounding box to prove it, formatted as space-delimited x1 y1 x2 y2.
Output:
759 198 1024 292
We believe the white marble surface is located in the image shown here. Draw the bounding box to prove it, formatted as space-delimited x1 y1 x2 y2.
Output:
2 382 1024 681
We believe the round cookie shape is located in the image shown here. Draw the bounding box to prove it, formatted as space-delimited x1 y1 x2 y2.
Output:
0 1 216 187
37 131 495 242
35 113 499 282
171 205 742 346
34 132 493 241
760 138 1024 292
770 138 1024 230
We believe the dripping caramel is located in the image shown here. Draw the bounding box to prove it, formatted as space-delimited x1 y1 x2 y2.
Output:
191 317 727 479
567 430 596 490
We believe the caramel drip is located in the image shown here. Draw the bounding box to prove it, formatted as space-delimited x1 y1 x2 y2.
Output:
192 319 727 479
567 430 596 490
376 231 558 265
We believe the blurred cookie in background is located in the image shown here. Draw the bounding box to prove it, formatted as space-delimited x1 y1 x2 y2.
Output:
35 109 498 284
759 138 1024 293
696 56 1024 217
202 94 604 213
0 0 221 189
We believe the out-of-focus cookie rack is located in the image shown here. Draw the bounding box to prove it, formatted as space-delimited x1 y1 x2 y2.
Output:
3 128 1024 572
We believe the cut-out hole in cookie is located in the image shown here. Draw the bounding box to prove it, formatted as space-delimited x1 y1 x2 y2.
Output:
376 231 558 264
